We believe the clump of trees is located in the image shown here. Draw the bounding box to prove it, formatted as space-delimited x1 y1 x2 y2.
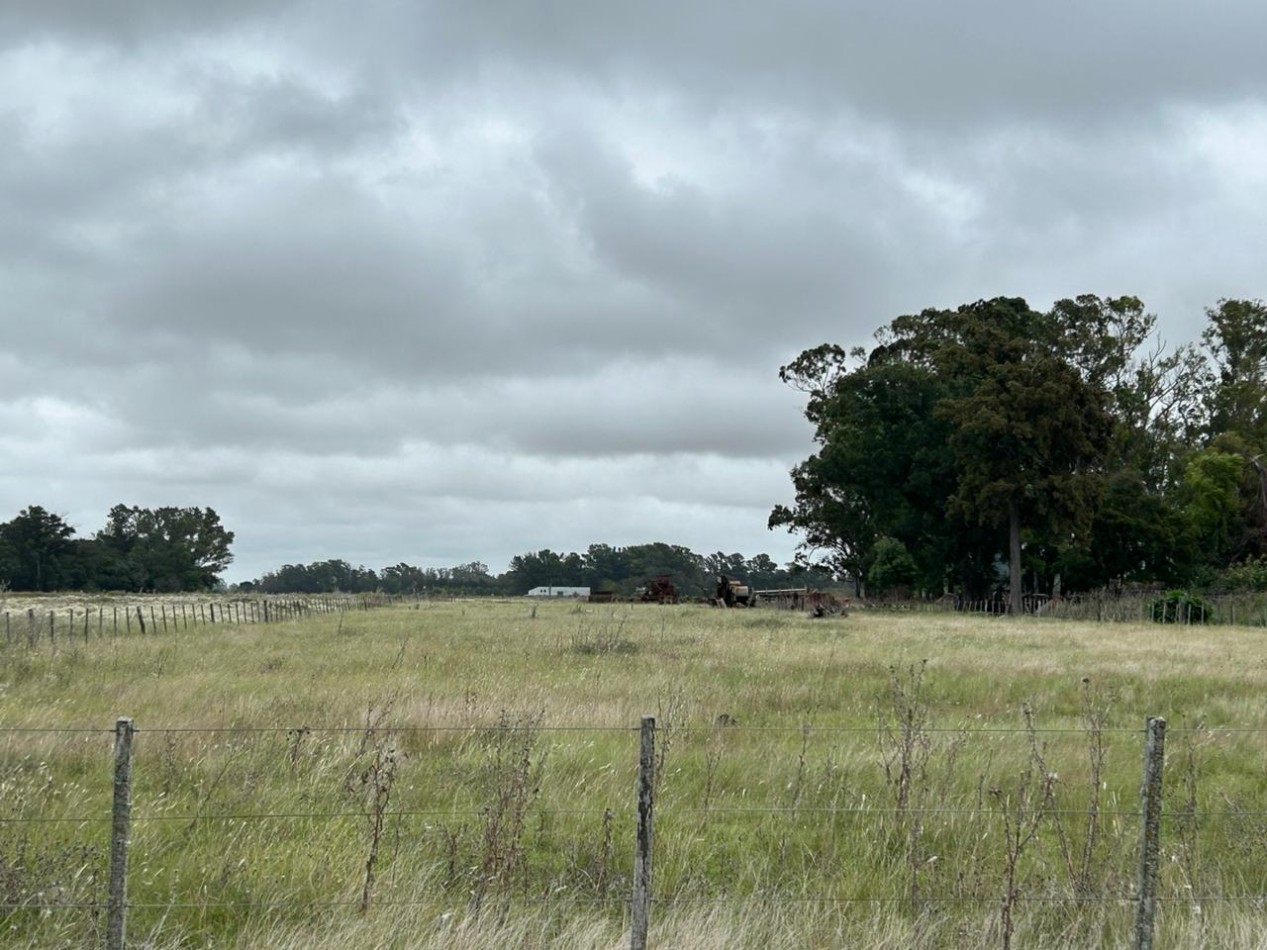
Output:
501 544 819 597
253 560 501 597
772 296 1267 609
0 505 235 592
0 502 807 599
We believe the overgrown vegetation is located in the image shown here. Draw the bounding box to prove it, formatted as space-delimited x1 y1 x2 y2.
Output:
3 599 1267 947
1151 589 1217 624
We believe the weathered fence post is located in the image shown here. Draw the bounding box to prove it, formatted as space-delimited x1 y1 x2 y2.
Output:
108 717 135 950
1133 716 1167 950
632 715 656 950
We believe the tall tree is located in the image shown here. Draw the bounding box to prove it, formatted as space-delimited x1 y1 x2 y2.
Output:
1201 298 1267 446
96 505 235 591
0 506 76 591
771 346 956 593
777 297 1120 609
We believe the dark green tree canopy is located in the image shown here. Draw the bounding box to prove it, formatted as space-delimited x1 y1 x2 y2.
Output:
93 505 235 592
776 295 1267 603
0 504 236 592
0 506 76 591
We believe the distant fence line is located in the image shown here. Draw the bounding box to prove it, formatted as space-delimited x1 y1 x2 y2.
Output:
2 716 1262 950
858 590 1267 626
1 593 396 648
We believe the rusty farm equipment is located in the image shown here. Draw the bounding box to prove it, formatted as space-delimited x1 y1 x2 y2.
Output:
638 575 679 604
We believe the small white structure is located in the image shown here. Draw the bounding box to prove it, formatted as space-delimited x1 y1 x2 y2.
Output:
526 586 591 598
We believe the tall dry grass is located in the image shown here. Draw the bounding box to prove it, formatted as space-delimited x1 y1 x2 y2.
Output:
3 599 1267 947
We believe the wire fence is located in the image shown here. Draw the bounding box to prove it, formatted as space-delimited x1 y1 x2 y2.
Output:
0 593 399 647
4 714 1267 948
862 589 1267 626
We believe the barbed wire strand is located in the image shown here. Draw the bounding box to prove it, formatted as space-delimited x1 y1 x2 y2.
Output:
5 893 1267 913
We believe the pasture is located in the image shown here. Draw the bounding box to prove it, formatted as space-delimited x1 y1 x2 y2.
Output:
3 597 1267 948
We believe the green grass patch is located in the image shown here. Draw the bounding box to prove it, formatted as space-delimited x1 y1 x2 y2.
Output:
2 601 1267 946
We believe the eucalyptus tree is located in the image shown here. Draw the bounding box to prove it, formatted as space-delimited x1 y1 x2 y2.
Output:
776 296 1127 610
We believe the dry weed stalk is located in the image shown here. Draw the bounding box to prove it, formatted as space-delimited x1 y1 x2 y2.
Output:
996 708 1059 950
654 690 688 793
1025 680 1111 901
471 710 546 914
879 661 932 911
345 697 402 912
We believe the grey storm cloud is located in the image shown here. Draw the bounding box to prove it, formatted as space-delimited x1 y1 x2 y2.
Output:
2 1 1266 579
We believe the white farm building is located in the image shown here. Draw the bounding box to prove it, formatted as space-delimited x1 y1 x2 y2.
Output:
526 586 591 598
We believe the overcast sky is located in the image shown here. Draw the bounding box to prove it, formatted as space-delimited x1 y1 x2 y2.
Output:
4 2 1266 583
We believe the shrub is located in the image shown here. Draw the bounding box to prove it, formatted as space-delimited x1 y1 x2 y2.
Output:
1151 590 1216 624
1214 556 1267 593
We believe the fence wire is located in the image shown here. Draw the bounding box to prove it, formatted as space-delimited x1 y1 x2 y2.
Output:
5 718 1267 946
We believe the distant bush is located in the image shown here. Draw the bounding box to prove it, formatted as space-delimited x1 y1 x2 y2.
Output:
1151 590 1216 624
1213 556 1267 593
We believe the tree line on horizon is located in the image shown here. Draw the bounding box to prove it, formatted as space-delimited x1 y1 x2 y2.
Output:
772 295 1267 611
249 543 826 598
0 504 816 599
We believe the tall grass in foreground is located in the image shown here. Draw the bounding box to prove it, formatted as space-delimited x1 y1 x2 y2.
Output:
3 599 1267 947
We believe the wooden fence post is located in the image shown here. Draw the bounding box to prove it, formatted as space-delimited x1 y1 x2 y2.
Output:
107 717 135 950
1133 716 1167 950
632 715 656 950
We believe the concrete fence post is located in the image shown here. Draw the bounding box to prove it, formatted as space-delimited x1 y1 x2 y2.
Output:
1133 716 1167 950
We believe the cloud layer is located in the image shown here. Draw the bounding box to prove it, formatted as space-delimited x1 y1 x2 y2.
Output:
4 2 1266 579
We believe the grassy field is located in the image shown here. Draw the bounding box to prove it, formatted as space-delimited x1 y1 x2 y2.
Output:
3 598 1267 948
